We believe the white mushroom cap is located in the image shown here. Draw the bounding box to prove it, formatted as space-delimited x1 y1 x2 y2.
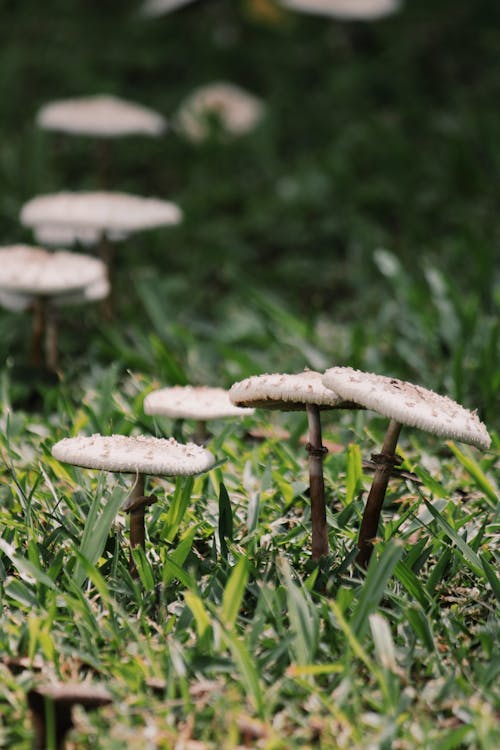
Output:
21 192 182 244
36 94 166 138
277 0 400 21
0 275 109 311
322 366 491 450
176 82 264 142
52 434 216 476
144 385 255 420
0 245 106 296
229 371 355 411
141 0 199 17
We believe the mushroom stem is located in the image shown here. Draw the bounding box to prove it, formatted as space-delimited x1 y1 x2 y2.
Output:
45 306 59 371
357 418 402 567
306 403 329 559
31 297 46 367
194 419 210 445
97 233 114 319
122 474 157 576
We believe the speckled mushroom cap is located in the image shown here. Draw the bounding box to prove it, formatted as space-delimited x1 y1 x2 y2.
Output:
278 0 400 20
0 245 106 295
21 192 182 244
322 367 491 450
141 0 198 16
36 94 166 137
229 371 355 411
28 682 112 706
176 82 264 141
144 385 255 420
52 434 216 475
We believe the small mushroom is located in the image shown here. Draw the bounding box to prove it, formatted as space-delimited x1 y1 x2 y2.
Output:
36 94 166 187
28 682 112 750
277 0 400 21
51 434 215 575
175 82 264 142
0 245 107 371
321 366 491 566
144 385 255 444
229 371 359 560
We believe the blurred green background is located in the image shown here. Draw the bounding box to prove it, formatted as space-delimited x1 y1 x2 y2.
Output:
0 0 498 420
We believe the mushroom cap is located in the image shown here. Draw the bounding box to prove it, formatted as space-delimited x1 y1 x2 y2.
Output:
229 371 355 411
36 94 166 138
277 0 400 21
176 82 264 141
144 385 255 420
322 366 491 450
0 245 106 296
52 434 216 476
0 275 109 311
20 192 182 244
141 0 199 17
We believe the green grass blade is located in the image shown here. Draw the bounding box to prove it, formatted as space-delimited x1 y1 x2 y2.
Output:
220 556 249 629
447 442 498 508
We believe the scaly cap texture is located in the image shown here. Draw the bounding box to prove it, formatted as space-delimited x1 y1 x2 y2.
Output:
322 366 491 450
229 370 354 411
52 434 216 475
145 385 254 420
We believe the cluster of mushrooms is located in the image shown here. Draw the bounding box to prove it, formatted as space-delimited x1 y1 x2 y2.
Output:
52 367 491 576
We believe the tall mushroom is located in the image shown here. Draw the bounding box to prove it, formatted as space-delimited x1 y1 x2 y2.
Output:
144 385 255 444
277 0 400 21
20 191 182 314
36 94 166 187
28 682 112 750
51 434 215 574
175 82 264 142
321 367 491 566
229 371 359 560
0 245 107 371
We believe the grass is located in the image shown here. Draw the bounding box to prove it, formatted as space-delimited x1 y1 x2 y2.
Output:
0 0 499 747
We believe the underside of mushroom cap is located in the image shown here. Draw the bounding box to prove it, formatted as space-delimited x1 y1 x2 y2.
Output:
229 371 356 411
144 385 255 420
278 0 400 21
176 82 264 141
52 434 216 475
322 366 491 450
21 192 182 239
36 94 166 137
0 245 106 295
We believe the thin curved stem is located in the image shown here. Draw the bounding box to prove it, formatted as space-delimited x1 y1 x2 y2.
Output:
357 418 402 567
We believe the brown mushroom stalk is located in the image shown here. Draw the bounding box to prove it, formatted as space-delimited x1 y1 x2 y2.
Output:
306 403 329 559
356 418 402 567
194 419 210 445
45 305 59 371
121 473 158 575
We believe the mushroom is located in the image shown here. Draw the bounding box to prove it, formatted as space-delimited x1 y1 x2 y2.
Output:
0 245 107 371
20 192 182 310
36 94 166 187
229 371 359 560
141 0 200 17
28 682 112 750
144 385 255 444
321 366 491 566
51 434 215 574
277 0 400 21
175 82 264 142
